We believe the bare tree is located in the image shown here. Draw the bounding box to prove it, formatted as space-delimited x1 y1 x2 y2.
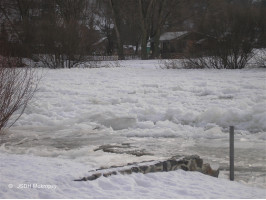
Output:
34 0 99 68
94 2 115 55
149 0 180 59
55 0 97 67
137 0 154 59
108 0 126 60
0 0 41 57
184 0 258 69
137 0 182 59
256 0 266 48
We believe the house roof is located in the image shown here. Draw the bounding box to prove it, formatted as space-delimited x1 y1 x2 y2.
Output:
159 31 188 41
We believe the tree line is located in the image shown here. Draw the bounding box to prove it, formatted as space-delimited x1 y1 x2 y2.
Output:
0 0 265 66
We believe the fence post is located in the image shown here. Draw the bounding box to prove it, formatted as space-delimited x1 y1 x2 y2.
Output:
229 126 234 181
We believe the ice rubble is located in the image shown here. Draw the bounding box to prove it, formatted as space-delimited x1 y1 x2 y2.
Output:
0 60 265 192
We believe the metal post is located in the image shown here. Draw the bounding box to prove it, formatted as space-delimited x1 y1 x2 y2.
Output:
230 126 234 181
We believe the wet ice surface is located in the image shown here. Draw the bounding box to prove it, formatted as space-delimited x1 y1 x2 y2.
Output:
0 60 265 188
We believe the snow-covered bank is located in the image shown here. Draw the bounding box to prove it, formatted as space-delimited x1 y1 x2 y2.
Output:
0 60 265 197
0 153 265 199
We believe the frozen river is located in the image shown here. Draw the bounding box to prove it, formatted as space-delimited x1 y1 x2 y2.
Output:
1 130 265 188
1 60 265 188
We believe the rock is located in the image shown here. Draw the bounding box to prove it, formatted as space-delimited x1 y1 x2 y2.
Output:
94 143 153 157
154 162 164 172
75 155 219 181
120 169 132 175
201 163 220 178
131 167 140 173
139 165 149 174
181 165 189 171
103 171 117 177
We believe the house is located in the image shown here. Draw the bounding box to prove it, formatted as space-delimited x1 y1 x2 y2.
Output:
159 31 216 59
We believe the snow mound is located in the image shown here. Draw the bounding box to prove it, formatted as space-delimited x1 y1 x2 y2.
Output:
0 153 265 199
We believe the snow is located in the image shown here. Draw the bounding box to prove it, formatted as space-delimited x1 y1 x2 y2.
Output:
160 31 188 41
0 153 265 199
93 37 107 45
0 60 266 198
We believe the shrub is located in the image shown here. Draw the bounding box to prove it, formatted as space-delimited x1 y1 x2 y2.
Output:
0 56 39 133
